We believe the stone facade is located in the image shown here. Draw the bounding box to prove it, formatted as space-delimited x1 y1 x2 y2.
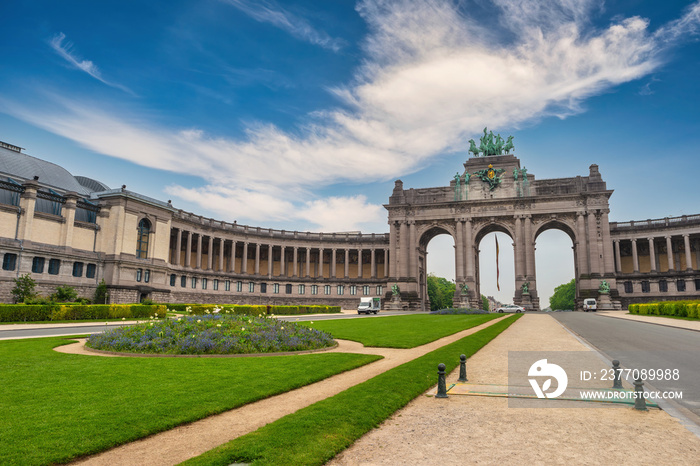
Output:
1 141 698 310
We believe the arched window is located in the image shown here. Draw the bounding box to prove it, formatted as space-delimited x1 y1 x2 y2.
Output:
136 218 151 259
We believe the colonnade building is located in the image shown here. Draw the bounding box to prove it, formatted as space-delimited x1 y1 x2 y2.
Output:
0 139 698 309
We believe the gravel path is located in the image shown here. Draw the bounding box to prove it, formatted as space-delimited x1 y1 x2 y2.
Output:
328 314 700 465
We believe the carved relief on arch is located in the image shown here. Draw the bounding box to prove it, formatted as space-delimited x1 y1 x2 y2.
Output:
417 222 455 248
473 220 516 244
534 217 578 243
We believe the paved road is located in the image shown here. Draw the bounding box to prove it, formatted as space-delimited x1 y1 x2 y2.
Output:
551 312 700 421
0 310 423 340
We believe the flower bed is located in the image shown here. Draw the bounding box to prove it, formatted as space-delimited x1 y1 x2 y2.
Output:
86 314 335 355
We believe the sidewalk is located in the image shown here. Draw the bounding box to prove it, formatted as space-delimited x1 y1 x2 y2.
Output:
328 314 700 465
596 310 700 332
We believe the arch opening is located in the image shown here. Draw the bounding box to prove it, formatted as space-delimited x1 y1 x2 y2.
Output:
535 228 575 310
477 230 515 310
420 227 456 311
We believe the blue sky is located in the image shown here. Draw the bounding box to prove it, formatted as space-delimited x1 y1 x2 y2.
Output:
1 0 699 305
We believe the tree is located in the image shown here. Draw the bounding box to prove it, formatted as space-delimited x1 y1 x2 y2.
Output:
94 279 108 304
52 285 78 303
427 274 455 311
481 294 489 311
549 279 576 310
11 273 36 303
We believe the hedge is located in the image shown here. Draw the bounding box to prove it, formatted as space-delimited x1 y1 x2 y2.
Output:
0 304 167 323
628 300 700 319
165 304 341 316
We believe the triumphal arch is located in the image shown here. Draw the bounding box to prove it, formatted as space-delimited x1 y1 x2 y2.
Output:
385 129 621 311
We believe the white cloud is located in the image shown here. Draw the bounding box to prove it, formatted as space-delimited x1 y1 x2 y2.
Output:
7 1 700 232
221 0 346 52
48 33 134 95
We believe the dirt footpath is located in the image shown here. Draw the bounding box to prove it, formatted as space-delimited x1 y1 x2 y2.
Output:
328 314 700 465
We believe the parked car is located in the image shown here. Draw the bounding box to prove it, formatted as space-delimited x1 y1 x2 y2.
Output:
496 304 525 313
583 298 597 312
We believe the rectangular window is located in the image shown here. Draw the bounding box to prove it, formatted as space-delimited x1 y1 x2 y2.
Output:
623 281 632 293
72 262 84 277
376 285 383 296
677 279 686 292
48 258 60 275
324 285 331 295
311 285 318 295
641 280 650 293
363 285 370 296
273 283 280 294
86 263 96 279
286 284 292 294
337 285 344 295
181 275 187 287
659 279 668 292
192 277 197 289
32 257 45 274
350 285 357 295
249 282 255 293
136 268 143 282
144 269 150 283
236 281 243 292
260 283 267 293
202 278 208 290
298 284 305 295
2 253 17 271
225 280 231 291
695 279 700 291
170 274 177 286
213 279 219 291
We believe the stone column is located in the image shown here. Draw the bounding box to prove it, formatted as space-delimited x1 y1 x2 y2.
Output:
576 212 589 276
399 221 408 278
587 212 600 276
524 215 535 279
344 249 349 278
280 246 286 277
464 219 474 280
293 246 298 277
385 248 390 278
218 238 225 271
514 216 524 279
305 248 311 277
455 219 464 281
268 245 273 277
60 192 79 248
666 236 674 271
631 239 639 273
357 248 363 278
207 236 214 270
408 221 417 279
174 229 183 266
254 243 261 275
614 239 621 273
389 221 397 279
196 234 203 269
371 248 376 278
318 248 324 278
331 248 337 278
648 238 656 272
683 234 692 271
229 241 236 273
242 242 248 275
599 209 616 275
17 180 39 241
186 231 193 269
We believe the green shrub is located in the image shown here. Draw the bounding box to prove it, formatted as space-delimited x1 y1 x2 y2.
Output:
94 279 108 304
11 274 36 304
0 304 166 322
166 304 341 316
51 286 78 303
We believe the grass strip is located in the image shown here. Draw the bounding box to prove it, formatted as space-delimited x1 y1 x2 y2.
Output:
304 313 501 348
626 313 700 322
184 314 521 466
0 338 380 465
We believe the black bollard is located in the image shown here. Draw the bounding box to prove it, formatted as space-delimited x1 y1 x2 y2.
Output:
458 354 468 382
633 377 647 411
436 363 448 398
612 360 623 389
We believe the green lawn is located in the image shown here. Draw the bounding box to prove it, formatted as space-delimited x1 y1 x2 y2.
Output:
185 314 521 465
0 338 380 465
304 313 501 348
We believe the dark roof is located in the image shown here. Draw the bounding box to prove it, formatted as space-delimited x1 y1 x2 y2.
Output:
0 145 94 195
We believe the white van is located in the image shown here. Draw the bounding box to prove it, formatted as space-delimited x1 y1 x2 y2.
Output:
358 297 381 314
583 298 597 312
